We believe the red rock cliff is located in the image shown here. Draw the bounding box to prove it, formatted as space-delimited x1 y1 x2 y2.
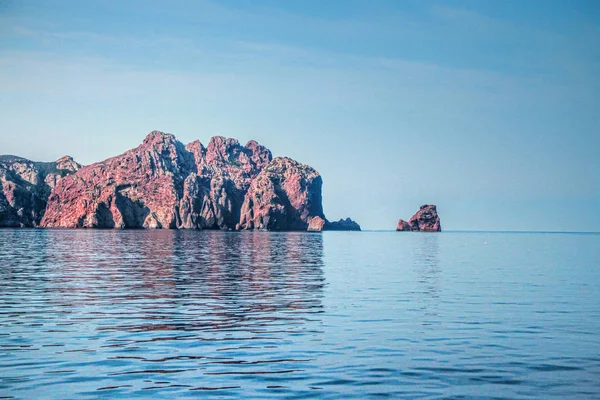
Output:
0 155 81 227
39 131 353 231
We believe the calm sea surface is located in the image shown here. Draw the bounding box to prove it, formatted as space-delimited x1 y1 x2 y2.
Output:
0 230 599 399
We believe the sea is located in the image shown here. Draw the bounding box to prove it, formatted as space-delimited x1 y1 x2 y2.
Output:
0 229 599 399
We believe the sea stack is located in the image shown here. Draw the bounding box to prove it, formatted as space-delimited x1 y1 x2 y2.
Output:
396 204 441 232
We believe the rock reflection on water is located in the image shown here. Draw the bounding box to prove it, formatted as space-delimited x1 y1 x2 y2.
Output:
413 234 441 319
2 230 600 399
0 230 325 397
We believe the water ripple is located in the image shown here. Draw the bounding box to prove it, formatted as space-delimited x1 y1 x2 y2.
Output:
0 229 599 398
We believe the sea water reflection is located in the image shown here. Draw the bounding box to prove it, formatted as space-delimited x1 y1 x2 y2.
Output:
1 230 326 398
1 230 600 399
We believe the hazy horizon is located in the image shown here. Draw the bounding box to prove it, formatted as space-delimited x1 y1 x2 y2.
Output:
1 0 599 231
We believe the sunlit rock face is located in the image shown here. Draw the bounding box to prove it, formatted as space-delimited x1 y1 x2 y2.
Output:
0 155 81 227
238 157 325 231
39 131 358 231
307 216 327 232
396 205 441 232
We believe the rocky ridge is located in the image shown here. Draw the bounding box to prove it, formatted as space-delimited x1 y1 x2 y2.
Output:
36 131 358 231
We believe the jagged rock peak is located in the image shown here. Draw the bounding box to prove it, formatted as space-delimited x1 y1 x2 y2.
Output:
3 130 360 231
265 157 316 174
56 155 74 162
205 136 241 164
39 130 345 231
245 140 272 170
55 155 81 172
245 139 262 148
143 130 176 144
185 139 204 151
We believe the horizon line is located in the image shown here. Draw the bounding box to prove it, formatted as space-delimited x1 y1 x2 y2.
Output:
361 229 600 234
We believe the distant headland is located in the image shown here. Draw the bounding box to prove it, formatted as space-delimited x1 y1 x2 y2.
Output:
0 131 360 231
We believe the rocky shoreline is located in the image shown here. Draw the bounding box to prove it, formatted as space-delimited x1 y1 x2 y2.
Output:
1 130 443 232
0 131 360 232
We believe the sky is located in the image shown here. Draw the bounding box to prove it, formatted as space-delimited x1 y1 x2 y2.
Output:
0 0 599 231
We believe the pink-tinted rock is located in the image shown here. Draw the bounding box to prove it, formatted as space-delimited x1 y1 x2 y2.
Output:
409 205 441 232
41 132 190 229
396 204 441 232
177 135 273 230
0 155 81 227
238 157 325 231
396 219 412 231
39 131 349 231
307 216 326 232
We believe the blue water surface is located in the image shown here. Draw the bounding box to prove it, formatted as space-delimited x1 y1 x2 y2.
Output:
0 230 599 399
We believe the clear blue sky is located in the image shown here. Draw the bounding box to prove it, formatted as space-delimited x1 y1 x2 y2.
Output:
1 0 598 231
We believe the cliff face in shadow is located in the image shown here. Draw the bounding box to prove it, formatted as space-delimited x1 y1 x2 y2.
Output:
0 155 81 227
33 131 358 231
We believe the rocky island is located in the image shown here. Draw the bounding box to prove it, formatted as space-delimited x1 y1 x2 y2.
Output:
1 131 360 231
396 204 441 232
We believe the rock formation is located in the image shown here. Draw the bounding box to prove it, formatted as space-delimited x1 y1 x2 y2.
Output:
396 205 441 232
0 155 81 227
237 157 324 231
307 216 327 232
326 218 361 231
34 131 358 231
396 219 412 231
